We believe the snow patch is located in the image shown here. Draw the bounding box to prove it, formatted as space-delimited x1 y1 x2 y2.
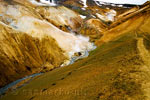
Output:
93 0 148 5
96 9 116 21
105 9 116 21
111 4 116 7
81 8 86 10
118 5 123 7
80 0 87 7
29 0 56 6
79 15 86 19
95 1 102 6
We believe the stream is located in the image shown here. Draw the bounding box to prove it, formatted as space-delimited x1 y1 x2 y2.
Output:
0 73 42 96
0 47 96 96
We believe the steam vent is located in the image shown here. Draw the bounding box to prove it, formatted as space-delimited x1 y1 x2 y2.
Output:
0 0 150 100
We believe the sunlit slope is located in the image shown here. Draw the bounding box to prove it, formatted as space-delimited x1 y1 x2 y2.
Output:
96 5 150 45
2 27 150 100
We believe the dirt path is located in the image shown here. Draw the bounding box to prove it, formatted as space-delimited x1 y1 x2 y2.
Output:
137 38 150 100
137 38 150 68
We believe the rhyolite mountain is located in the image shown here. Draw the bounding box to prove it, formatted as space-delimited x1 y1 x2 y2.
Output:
0 0 150 100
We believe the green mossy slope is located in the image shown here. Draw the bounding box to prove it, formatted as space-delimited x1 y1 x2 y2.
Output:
1 31 150 100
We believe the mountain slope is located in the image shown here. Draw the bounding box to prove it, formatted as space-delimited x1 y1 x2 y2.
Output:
0 0 93 88
0 21 66 88
1 10 150 100
0 0 150 100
